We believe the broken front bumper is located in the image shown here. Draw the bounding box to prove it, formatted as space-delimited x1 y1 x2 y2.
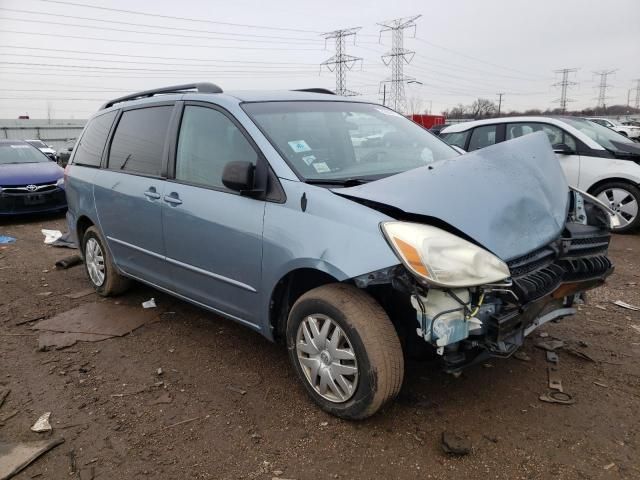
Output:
410 221 613 370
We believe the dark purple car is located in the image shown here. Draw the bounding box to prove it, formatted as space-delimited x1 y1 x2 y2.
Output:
0 140 67 215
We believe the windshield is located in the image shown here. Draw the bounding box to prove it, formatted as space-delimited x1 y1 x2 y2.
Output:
242 101 458 182
562 117 636 152
0 143 50 165
26 140 47 149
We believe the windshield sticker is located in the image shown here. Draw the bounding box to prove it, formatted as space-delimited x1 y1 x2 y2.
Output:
10 144 31 149
288 140 311 153
375 108 402 117
302 155 316 166
312 162 331 173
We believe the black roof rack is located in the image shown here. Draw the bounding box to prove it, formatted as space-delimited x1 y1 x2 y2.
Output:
292 88 336 95
100 82 223 110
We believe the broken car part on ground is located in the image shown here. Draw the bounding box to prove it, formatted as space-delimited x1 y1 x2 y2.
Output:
64 86 615 419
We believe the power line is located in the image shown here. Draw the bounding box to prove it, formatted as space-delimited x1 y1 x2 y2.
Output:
33 0 323 33
320 28 362 96
0 61 315 74
412 37 551 80
593 69 617 111
2 30 324 51
0 15 321 45
378 15 421 113
0 54 317 69
0 45 317 65
0 7 321 42
552 68 578 113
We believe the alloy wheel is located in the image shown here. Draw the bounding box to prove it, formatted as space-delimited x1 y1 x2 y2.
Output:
596 187 638 229
295 314 359 403
85 237 106 286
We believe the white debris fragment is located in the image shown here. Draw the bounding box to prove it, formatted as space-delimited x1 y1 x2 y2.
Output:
612 300 640 311
142 298 156 309
41 229 62 245
30 412 52 432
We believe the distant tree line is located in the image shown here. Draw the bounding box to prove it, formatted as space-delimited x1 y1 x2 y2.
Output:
442 98 640 120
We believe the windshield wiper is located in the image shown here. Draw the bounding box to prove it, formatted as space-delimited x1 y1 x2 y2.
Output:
305 178 369 187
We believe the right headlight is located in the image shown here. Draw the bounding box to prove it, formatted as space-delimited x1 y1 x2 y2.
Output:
381 222 510 288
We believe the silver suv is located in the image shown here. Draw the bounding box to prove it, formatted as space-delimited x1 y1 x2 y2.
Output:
66 83 614 418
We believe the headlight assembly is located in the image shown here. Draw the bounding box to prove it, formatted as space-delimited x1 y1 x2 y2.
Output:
381 222 510 288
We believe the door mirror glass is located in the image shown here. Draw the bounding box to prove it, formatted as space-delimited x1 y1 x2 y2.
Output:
552 143 574 154
222 161 255 192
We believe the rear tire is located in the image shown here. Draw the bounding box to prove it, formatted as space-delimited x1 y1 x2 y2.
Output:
286 283 404 419
592 182 640 233
82 226 130 296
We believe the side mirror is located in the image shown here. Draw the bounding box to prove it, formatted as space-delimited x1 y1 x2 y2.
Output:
552 143 574 155
222 161 255 193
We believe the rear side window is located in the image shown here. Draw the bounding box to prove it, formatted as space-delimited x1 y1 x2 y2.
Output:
441 131 469 149
108 106 173 176
468 125 497 151
73 111 117 167
506 122 577 151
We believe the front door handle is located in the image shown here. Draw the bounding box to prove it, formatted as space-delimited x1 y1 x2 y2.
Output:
144 188 161 200
163 193 182 206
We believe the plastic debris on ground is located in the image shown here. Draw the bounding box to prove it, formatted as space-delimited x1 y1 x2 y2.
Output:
142 298 157 309
0 235 16 244
30 412 52 432
0 438 64 480
441 431 471 455
612 300 640 311
41 229 76 249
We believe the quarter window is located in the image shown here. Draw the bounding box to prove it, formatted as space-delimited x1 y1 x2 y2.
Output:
108 106 173 176
175 106 258 189
468 125 498 151
73 111 117 167
506 122 576 151
441 131 470 149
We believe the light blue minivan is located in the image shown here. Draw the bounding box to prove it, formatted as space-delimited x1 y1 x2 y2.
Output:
66 83 614 418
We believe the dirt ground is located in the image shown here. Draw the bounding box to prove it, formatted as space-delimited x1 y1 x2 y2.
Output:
1 214 639 480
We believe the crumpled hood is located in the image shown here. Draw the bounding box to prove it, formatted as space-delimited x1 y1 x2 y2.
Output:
0 161 64 186
334 132 569 261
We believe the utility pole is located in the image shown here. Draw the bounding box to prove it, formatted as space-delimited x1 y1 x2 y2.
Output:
634 79 640 109
594 69 617 113
378 15 421 113
497 93 504 116
320 27 362 96
552 68 578 113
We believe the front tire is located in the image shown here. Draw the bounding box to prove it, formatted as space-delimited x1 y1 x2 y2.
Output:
82 226 130 296
286 283 404 419
592 182 640 233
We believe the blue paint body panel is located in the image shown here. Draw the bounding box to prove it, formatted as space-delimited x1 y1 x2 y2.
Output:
66 91 571 341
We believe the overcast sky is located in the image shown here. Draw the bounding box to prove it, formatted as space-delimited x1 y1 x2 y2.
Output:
0 0 639 118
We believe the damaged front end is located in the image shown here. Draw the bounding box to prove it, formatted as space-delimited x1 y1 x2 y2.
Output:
357 190 615 373
341 133 616 373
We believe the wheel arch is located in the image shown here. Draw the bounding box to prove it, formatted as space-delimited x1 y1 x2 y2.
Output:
269 267 341 343
76 215 96 254
586 177 640 195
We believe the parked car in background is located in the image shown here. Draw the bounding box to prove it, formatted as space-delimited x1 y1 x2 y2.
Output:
441 116 640 232
0 140 66 215
586 117 640 140
66 84 615 419
25 139 58 161
429 123 450 136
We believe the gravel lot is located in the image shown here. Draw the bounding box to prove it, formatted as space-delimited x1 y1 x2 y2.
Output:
1 214 639 479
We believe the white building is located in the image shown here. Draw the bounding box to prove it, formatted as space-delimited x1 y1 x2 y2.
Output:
0 118 86 152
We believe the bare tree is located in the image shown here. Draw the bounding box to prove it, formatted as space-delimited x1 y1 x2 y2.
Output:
406 95 424 115
470 98 497 119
